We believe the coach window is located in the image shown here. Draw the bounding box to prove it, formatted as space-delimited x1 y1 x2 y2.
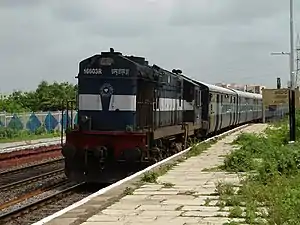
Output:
221 95 224 112
195 90 198 106
196 90 200 107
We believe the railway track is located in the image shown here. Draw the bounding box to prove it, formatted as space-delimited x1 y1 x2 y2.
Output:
0 158 64 187
0 157 104 225
0 180 86 225
0 168 65 191
0 144 62 170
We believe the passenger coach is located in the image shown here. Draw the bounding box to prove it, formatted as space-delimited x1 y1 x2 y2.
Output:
194 82 237 135
230 89 263 124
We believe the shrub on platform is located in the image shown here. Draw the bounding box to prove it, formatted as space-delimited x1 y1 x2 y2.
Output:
222 114 300 223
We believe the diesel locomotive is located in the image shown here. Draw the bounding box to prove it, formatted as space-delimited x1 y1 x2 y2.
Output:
61 48 263 184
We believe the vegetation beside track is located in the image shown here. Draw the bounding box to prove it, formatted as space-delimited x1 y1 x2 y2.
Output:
0 81 77 113
0 80 75 143
218 113 300 224
0 126 60 143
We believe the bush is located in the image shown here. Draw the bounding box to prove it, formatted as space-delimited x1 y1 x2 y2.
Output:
222 114 300 223
0 126 59 142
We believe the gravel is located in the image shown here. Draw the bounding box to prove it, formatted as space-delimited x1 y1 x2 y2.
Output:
0 156 63 174
2 183 103 225
0 173 66 206
0 159 64 186
0 180 78 217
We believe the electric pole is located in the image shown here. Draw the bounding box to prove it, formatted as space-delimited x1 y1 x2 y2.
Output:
271 1 296 142
289 0 296 143
296 34 300 88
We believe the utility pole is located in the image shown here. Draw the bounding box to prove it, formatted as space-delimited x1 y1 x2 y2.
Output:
271 0 296 142
296 34 300 87
289 0 296 143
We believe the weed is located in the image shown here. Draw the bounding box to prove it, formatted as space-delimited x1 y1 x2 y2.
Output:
178 190 196 196
162 182 175 188
223 222 241 225
204 197 212 206
175 205 184 211
228 206 243 218
215 182 235 196
224 195 242 206
158 163 175 176
186 141 214 158
219 112 300 223
123 187 134 195
141 172 159 183
141 163 176 183
217 200 226 210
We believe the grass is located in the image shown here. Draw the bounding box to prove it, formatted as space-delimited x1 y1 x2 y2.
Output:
218 112 300 224
229 206 243 218
123 187 134 195
0 132 60 143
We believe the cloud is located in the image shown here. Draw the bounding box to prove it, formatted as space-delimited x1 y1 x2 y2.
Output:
169 0 289 27
0 0 299 93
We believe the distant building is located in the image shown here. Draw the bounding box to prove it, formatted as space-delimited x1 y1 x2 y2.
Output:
245 85 266 94
215 83 246 91
214 83 230 88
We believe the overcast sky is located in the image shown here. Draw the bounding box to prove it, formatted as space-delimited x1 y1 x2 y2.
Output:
0 0 300 93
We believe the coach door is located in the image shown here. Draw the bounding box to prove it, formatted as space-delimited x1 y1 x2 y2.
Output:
231 96 235 126
219 95 223 130
214 94 220 132
194 87 201 126
229 96 233 126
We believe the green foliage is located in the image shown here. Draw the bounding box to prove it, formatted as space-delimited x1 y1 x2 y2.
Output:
0 81 76 141
0 80 77 113
0 126 60 142
222 114 300 223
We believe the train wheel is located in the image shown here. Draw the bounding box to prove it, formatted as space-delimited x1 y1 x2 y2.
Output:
149 147 163 162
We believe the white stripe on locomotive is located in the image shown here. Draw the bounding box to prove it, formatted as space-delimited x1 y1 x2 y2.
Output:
79 94 195 112
79 94 136 111
109 95 136 111
79 94 102 111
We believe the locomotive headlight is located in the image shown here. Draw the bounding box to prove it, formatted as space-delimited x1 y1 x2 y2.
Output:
81 115 88 123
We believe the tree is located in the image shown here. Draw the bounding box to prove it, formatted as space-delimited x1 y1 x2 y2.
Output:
0 81 77 113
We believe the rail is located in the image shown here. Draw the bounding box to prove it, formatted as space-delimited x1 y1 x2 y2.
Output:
0 181 84 222
0 157 63 177
0 168 65 191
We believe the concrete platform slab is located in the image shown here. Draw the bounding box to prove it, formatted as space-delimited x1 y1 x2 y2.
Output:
0 136 65 153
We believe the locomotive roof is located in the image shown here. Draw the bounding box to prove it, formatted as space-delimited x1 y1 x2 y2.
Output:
179 74 199 85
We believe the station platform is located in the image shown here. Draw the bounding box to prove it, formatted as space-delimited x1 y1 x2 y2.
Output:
0 137 64 154
34 124 267 225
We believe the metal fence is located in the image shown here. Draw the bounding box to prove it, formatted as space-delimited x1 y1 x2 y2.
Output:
0 111 77 132
264 104 289 122
0 107 290 133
